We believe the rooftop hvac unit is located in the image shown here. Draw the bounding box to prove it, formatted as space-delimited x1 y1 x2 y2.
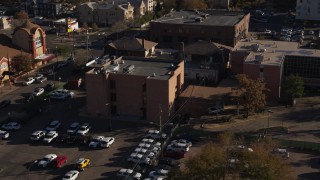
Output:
123 64 134 73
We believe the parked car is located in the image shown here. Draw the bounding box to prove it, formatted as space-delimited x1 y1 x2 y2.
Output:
44 82 54 91
76 158 90 171
171 139 192 147
158 158 180 167
76 123 91 136
30 130 46 141
117 168 142 180
134 148 156 159
67 122 80 135
127 153 151 165
141 138 161 148
25 94 35 103
88 136 104 148
46 120 61 131
33 87 45 96
62 170 79 180
35 73 44 80
52 155 68 168
1 122 21 131
0 99 11 108
0 130 9 139
55 134 69 144
100 137 115 148
167 143 189 153
164 150 185 159
148 169 169 179
38 154 57 167
23 77 35 86
37 77 47 83
42 131 58 143
145 130 167 140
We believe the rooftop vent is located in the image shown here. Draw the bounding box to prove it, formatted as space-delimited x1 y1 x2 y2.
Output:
123 64 134 73
152 73 156 77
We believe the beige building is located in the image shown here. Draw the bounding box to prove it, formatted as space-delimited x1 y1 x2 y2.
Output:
78 1 134 25
296 0 320 21
86 56 184 122
0 16 11 29
143 0 155 12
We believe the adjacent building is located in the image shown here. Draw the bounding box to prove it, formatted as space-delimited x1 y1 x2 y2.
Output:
150 10 250 48
230 39 320 100
37 1 63 19
105 38 157 57
0 16 12 29
296 0 320 21
86 56 184 122
78 1 134 25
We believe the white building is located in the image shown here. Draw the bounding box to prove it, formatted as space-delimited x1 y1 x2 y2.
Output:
296 0 320 21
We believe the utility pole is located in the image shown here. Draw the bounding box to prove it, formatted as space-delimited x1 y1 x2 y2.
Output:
86 29 89 62
159 104 163 157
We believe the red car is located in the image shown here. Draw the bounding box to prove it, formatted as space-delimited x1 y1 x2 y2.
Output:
52 155 68 168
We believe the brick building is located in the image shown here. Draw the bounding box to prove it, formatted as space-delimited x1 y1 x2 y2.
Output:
230 39 320 100
86 56 184 122
150 10 250 48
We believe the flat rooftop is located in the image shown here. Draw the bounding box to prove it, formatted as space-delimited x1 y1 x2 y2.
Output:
90 57 181 80
152 10 245 26
234 39 320 66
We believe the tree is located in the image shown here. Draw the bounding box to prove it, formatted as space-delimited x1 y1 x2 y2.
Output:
13 11 29 20
170 132 292 180
180 0 208 10
82 22 88 30
282 74 304 101
73 50 88 67
92 23 99 32
57 45 72 58
11 54 33 73
235 74 267 114
163 0 176 12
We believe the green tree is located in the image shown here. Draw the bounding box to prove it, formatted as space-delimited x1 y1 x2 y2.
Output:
92 23 99 32
13 11 29 20
235 74 267 115
163 0 176 12
11 54 33 73
282 74 304 100
57 45 72 58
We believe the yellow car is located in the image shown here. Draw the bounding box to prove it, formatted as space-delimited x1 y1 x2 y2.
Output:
76 158 90 171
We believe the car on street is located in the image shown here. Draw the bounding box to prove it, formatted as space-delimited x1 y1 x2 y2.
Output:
42 131 58 143
44 82 54 91
88 136 104 148
76 123 91 136
167 143 189 153
33 87 45 96
25 94 35 103
127 153 151 165
62 170 79 180
38 154 57 168
37 76 47 83
1 122 21 131
171 139 192 147
148 169 169 179
117 168 142 179
35 73 44 80
30 130 46 141
76 158 90 171
67 122 80 134
145 130 167 140
100 137 115 148
52 155 68 168
46 120 61 131
0 130 9 139
0 99 11 108
23 77 35 86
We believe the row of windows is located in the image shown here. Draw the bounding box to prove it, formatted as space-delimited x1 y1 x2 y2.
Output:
110 80 146 92
283 56 320 79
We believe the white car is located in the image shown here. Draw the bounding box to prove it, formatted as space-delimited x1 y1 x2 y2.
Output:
37 77 47 83
23 77 35 86
38 154 57 167
117 168 142 179
62 170 79 180
141 138 161 148
46 120 61 131
35 73 44 80
76 123 91 136
171 139 192 147
0 130 9 139
1 122 21 130
88 136 104 148
138 143 160 153
33 87 45 96
100 137 115 148
127 153 151 165
167 143 189 153
67 122 80 134
149 169 169 179
42 131 58 143
30 130 46 141
134 148 155 159
145 130 167 139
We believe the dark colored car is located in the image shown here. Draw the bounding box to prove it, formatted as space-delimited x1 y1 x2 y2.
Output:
55 134 69 144
164 150 185 159
25 95 34 103
0 99 11 108
75 135 92 146
66 135 78 145
44 82 54 91
52 155 68 168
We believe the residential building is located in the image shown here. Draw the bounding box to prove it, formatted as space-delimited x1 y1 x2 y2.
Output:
150 10 250 48
230 39 320 100
143 0 155 12
129 0 146 16
78 1 134 26
0 16 11 29
53 18 79 33
296 0 320 21
37 1 63 19
105 38 157 57
86 56 184 122
183 41 231 83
